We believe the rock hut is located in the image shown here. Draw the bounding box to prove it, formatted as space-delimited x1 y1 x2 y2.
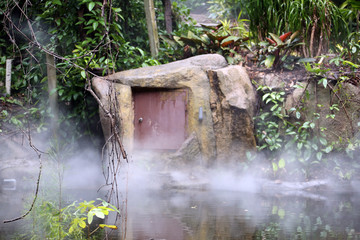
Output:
92 54 257 166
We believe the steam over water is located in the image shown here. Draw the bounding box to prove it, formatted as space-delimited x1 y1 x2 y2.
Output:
1 144 360 239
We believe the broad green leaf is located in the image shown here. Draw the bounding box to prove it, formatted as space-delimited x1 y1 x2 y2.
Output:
304 149 311 161
52 0 62 5
79 220 86 228
278 158 285 169
272 206 278 214
312 144 318 151
221 36 241 44
319 137 327 146
87 212 94 224
265 55 275 68
316 152 323 161
88 2 95 11
269 33 283 45
93 21 99 31
262 93 270 101
112 7 121 13
278 208 286 219
81 70 86 79
95 211 105 219
321 78 328 88
343 60 359 68
272 162 278 172
323 145 333 153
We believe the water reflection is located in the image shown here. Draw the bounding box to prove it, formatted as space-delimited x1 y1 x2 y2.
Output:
1 183 360 239
117 189 360 240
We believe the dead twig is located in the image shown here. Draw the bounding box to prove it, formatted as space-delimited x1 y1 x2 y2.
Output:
3 127 43 223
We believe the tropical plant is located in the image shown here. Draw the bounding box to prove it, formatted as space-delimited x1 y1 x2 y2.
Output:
240 0 349 57
26 198 119 239
170 13 249 64
257 31 304 69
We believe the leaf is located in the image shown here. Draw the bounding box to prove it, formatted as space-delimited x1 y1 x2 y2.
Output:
321 78 328 88
88 2 95 11
278 208 286 219
87 212 94 224
304 149 311 161
272 162 278 172
266 37 276 45
270 103 278 112
323 145 333 153
269 33 283 45
55 18 61 26
265 55 275 68
93 21 99 31
316 152 323 161
262 93 270 101
52 0 62 5
278 158 285 169
79 220 86 228
272 206 278 215
95 211 105 219
289 30 300 41
221 36 241 47
81 70 86 79
279 32 292 42
99 224 118 229
319 137 327 146
112 7 121 13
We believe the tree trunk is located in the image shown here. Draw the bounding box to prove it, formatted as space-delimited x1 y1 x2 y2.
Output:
46 53 59 132
163 0 172 34
144 0 159 58
5 59 12 96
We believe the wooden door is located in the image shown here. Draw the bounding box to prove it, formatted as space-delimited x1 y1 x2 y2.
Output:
133 89 187 150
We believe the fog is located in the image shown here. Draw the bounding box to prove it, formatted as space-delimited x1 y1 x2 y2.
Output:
2 131 360 239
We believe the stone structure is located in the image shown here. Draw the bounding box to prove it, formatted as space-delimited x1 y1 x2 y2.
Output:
92 54 256 166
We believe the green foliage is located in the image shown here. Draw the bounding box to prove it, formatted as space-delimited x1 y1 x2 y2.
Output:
254 84 338 180
257 31 304 69
239 0 349 57
170 13 249 64
0 0 167 144
253 54 360 180
27 198 119 239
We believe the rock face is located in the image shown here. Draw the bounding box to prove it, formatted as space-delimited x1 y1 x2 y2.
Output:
92 54 257 166
208 66 256 162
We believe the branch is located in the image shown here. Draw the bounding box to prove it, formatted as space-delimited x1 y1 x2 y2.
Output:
3 128 43 223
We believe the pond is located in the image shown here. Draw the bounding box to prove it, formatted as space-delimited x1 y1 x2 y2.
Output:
109 188 360 240
1 170 360 239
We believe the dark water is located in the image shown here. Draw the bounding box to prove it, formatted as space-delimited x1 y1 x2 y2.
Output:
2 185 360 239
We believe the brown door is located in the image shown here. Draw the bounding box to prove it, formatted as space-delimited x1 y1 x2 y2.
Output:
133 89 187 150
